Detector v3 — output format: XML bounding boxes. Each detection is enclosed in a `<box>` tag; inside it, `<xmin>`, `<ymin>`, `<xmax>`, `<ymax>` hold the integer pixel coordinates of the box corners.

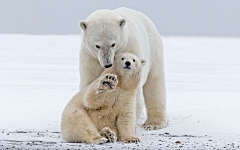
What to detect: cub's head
<box><xmin>114</xmin><ymin>53</ymin><xmax>146</xmax><ymax>76</ymax></box>
<box><xmin>80</xmin><ymin>10</ymin><xmax>128</xmax><ymax>69</ymax></box>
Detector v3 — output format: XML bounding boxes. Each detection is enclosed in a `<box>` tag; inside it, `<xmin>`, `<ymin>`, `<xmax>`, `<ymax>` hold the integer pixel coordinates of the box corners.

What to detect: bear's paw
<box><xmin>100</xmin><ymin>127</ymin><xmax>117</xmax><ymax>142</ymax></box>
<box><xmin>142</xmin><ymin>119</ymin><xmax>168</xmax><ymax>130</ymax></box>
<box><xmin>121</xmin><ymin>135</ymin><xmax>140</xmax><ymax>143</ymax></box>
<box><xmin>97</xmin><ymin>74</ymin><xmax>118</xmax><ymax>93</ymax></box>
<box><xmin>90</xmin><ymin>136</ymin><xmax>108</xmax><ymax>144</ymax></box>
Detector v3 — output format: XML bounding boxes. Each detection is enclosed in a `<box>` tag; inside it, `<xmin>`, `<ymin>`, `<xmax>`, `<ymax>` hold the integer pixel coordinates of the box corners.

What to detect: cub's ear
<box><xmin>118</xmin><ymin>18</ymin><xmax>126</xmax><ymax>28</ymax></box>
<box><xmin>141</xmin><ymin>59</ymin><xmax>146</xmax><ymax>66</ymax></box>
<box><xmin>80</xmin><ymin>21</ymin><xmax>88</xmax><ymax>30</ymax></box>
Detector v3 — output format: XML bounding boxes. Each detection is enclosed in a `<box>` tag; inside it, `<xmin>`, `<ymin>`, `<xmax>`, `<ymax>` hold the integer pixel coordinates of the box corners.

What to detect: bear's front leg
<box><xmin>83</xmin><ymin>73</ymin><xmax>118</xmax><ymax>109</ymax></box>
<box><xmin>117</xmin><ymin>117</ymin><xmax>140</xmax><ymax>143</ymax></box>
<box><xmin>142</xmin><ymin>69</ymin><xmax>168</xmax><ymax>130</ymax></box>
<box><xmin>117</xmin><ymin>107</ymin><xmax>140</xmax><ymax>143</ymax></box>
<box><xmin>96</xmin><ymin>73</ymin><xmax>118</xmax><ymax>94</ymax></box>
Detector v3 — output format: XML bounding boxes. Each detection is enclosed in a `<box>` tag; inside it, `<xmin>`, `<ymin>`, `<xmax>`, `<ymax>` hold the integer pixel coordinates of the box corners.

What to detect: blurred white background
<box><xmin>0</xmin><ymin>0</ymin><xmax>240</xmax><ymax>36</ymax></box>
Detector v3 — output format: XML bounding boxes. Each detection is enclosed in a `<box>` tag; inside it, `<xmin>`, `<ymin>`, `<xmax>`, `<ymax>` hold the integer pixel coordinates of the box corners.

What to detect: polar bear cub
<box><xmin>61</xmin><ymin>53</ymin><xmax>146</xmax><ymax>144</ymax></box>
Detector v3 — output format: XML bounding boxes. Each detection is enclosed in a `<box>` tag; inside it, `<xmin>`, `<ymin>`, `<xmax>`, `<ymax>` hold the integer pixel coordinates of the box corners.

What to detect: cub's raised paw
<box><xmin>90</xmin><ymin>136</ymin><xmax>108</xmax><ymax>144</ymax></box>
<box><xmin>97</xmin><ymin>73</ymin><xmax>118</xmax><ymax>93</ymax></box>
<box><xmin>100</xmin><ymin>127</ymin><xmax>117</xmax><ymax>143</ymax></box>
<box><xmin>121</xmin><ymin>135</ymin><xmax>140</xmax><ymax>143</ymax></box>
<box><xmin>142</xmin><ymin>119</ymin><xmax>168</xmax><ymax>130</ymax></box>
<box><xmin>101</xmin><ymin>73</ymin><xmax>118</xmax><ymax>89</ymax></box>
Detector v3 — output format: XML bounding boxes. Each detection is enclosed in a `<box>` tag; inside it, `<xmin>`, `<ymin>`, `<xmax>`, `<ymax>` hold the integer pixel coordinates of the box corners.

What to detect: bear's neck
<box><xmin>102</xmin><ymin>67</ymin><xmax>140</xmax><ymax>91</ymax></box>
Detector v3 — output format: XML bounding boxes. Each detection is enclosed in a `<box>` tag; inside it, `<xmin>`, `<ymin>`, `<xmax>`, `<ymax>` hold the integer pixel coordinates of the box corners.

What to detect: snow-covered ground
<box><xmin>0</xmin><ymin>34</ymin><xmax>240</xmax><ymax>149</ymax></box>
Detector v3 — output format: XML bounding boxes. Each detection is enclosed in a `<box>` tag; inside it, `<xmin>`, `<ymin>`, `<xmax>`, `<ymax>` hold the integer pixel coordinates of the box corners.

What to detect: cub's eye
<box><xmin>122</xmin><ymin>58</ymin><xmax>124</xmax><ymax>60</ymax></box>
<box><xmin>95</xmin><ymin>45</ymin><xmax>101</xmax><ymax>49</ymax></box>
<box><xmin>111</xmin><ymin>43</ymin><xmax>115</xmax><ymax>47</ymax></box>
<box><xmin>133</xmin><ymin>59</ymin><xmax>135</xmax><ymax>62</ymax></box>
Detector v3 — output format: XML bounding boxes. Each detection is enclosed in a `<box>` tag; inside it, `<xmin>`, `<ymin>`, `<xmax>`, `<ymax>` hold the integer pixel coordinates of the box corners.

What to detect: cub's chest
<box><xmin>86</xmin><ymin>105</ymin><xmax>117</xmax><ymax>125</ymax></box>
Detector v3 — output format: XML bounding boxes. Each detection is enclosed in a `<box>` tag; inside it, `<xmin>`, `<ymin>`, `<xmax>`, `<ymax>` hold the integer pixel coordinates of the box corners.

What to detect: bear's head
<box><xmin>80</xmin><ymin>10</ymin><xmax>128</xmax><ymax>69</ymax></box>
<box><xmin>114</xmin><ymin>53</ymin><xmax>146</xmax><ymax>77</ymax></box>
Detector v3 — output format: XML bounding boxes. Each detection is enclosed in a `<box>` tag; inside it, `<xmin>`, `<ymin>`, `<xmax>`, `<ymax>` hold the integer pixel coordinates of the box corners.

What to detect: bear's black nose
<box><xmin>125</xmin><ymin>61</ymin><xmax>131</xmax><ymax>66</ymax></box>
<box><xmin>104</xmin><ymin>64</ymin><xmax>112</xmax><ymax>68</ymax></box>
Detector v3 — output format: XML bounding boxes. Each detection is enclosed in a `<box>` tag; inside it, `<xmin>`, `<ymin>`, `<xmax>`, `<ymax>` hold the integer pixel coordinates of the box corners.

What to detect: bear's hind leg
<box><xmin>61</xmin><ymin>108</ymin><xmax>107</xmax><ymax>144</ymax></box>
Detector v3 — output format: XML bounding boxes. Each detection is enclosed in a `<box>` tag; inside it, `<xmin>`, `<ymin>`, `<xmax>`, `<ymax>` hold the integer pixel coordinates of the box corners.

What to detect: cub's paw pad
<box><xmin>100</xmin><ymin>127</ymin><xmax>117</xmax><ymax>143</ymax></box>
<box><xmin>101</xmin><ymin>73</ymin><xmax>118</xmax><ymax>89</ymax></box>
<box><xmin>122</xmin><ymin>136</ymin><xmax>140</xmax><ymax>143</ymax></box>
<box><xmin>91</xmin><ymin>137</ymin><xmax>108</xmax><ymax>144</ymax></box>
<box><xmin>142</xmin><ymin>120</ymin><xmax>168</xmax><ymax>130</ymax></box>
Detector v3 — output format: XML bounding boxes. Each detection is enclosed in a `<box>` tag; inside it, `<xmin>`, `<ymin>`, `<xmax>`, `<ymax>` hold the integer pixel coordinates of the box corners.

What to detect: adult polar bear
<box><xmin>79</xmin><ymin>7</ymin><xmax>167</xmax><ymax>130</ymax></box>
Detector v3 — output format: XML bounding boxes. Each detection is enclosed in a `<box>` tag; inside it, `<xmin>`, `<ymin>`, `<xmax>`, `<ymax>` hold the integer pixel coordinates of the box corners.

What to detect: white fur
<box><xmin>79</xmin><ymin>7</ymin><xmax>168</xmax><ymax>130</ymax></box>
<box><xmin>61</xmin><ymin>53</ymin><xmax>144</xmax><ymax>143</ymax></box>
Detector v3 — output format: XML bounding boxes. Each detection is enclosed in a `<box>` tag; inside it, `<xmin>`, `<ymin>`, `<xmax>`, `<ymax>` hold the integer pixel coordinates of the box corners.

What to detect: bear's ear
<box><xmin>80</xmin><ymin>21</ymin><xmax>88</xmax><ymax>30</ymax></box>
<box><xmin>141</xmin><ymin>59</ymin><xmax>146</xmax><ymax>66</ymax></box>
<box><xmin>118</xmin><ymin>19</ymin><xmax>126</xmax><ymax>28</ymax></box>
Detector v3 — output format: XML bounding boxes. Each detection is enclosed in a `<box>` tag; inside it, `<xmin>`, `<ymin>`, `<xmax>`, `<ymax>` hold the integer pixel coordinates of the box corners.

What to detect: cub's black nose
<box><xmin>104</xmin><ymin>64</ymin><xmax>112</xmax><ymax>68</ymax></box>
<box><xmin>125</xmin><ymin>61</ymin><xmax>131</xmax><ymax>66</ymax></box>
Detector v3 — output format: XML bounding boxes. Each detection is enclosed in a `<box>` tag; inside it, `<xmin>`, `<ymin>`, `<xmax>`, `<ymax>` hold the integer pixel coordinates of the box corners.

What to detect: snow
<box><xmin>0</xmin><ymin>34</ymin><xmax>240</xmax><ymax>149</ymax></box>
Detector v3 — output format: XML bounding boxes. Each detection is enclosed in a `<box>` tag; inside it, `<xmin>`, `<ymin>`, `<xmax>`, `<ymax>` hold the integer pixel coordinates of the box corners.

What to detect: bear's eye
<box><xmin>122</xmin><ymin>58</ymin><xmax>124</xmax><ymax>60</ymax></box>
<box><xmin>111</xmin><ymin>43</ymin><xmax>115</xmax><ymax>48</ymax></box>
<box><xmin>95</xmin><ymin>45</ymin><xmax>101</xmax><ymax>49</ymax></box>
<box><xmin>133</xmin><ymin>59</ymin><xmax>135</xmax><ymax>62</ymax></box>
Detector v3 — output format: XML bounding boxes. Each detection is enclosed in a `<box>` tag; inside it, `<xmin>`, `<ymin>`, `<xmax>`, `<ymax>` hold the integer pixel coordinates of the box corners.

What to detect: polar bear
<box><xmin>61</xmin><ymin>53</ymin><xmax>145</xmax><ymax>144</ymax></box>
<box><xmin>79</xmin><ymin>7</ymin><xmax>167</xmax><ymax>130</ymax></box>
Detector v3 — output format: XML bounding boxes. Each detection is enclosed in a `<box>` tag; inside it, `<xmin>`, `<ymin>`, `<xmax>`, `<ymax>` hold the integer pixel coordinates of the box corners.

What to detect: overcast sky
<box><xmin>0</xmin><ymin>0</ymin><xmax>239</xmax><ymax>36</ymax></box>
